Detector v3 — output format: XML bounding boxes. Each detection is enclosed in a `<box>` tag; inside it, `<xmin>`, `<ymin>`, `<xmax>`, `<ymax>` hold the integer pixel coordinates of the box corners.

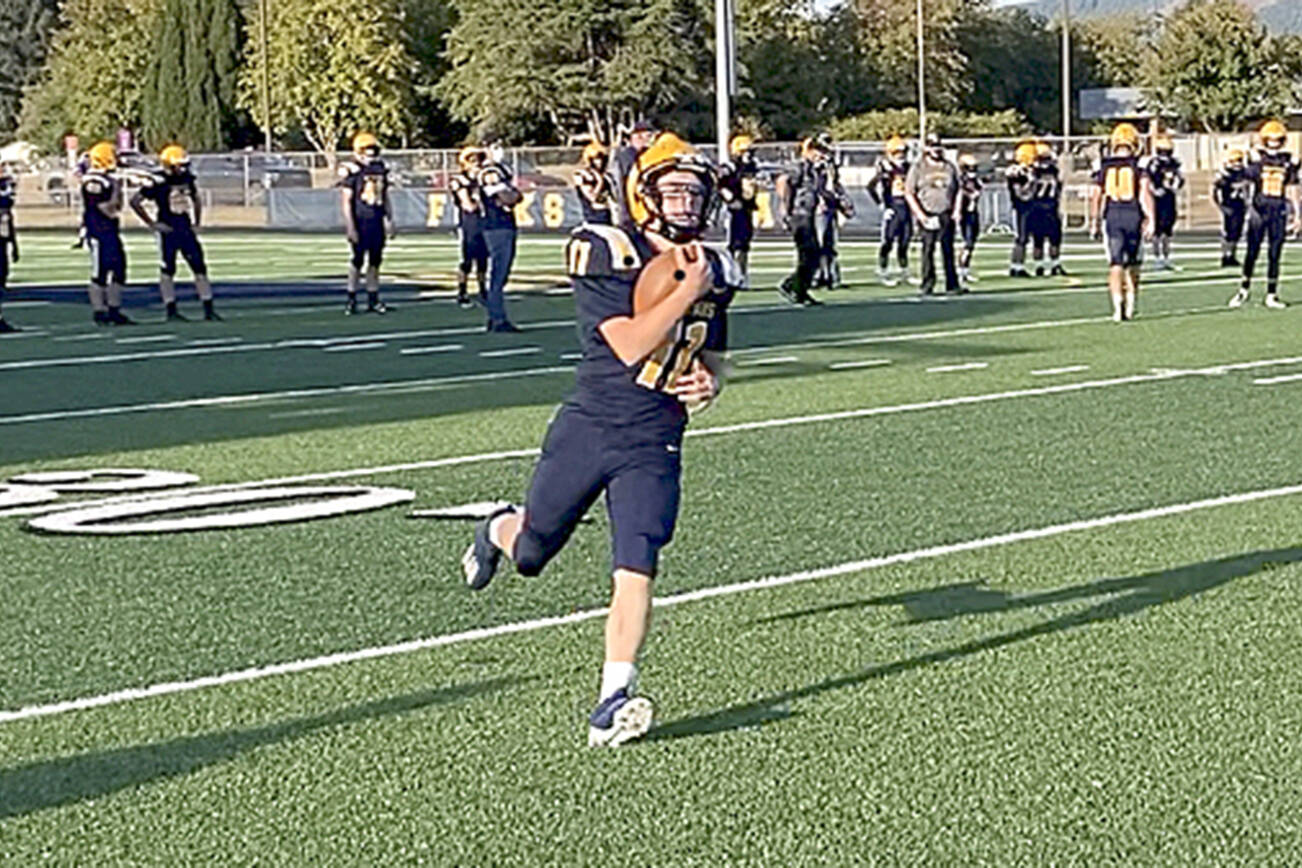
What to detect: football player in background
<box><xmin>956</xmin><ymin>153</ymin><xmax>982</xmax><ymax>287</ymax></box>
<box><xmin>81</xmin><ymin>141</ymin><xmax>133</xmax><ymax>325</ymax></box>
<box><xmin>612</xmin><ymin>120</ymin><xmax>658</xmax><ymax>229</ymax></box>
<box><xmin>1088</xmin><ymin>123</ymin><xmax>1155</xmax><ymax>322</ymax></box>
<box><xmin>778</xmin><ymin>136</ymin><xmax>831</xmax><ymax>306</ymax></box>
<box><xmin>815</xmin><ymin>134</ymin><xmax>854</xmax><ymax>290</ymax></box>
<box><xmin>1212</xmin><ymin>149</ymin><xmax>1248</xmax><ymax>267</ymax></box>
<box><xmin>451</xmin><ymin>146</ymin><xmax>487</xmax><ymax>308</ymax></box>
<box><xmin>1006</xmin><ymin>140</ymin><xmax>1037</xmax><ymax>277</ymax></box>
<box><xmin>574</xmin><ymin>141</ymin><xmax>615</xmax><ymax>226</ymax></box>
<box><xmin>1229</xmin><ymin>120</ymin><xmax>1299</xmax><ymax>310</ymax></box>
<box><xmin>867</xmin><ymin>135</ymin><xmax>912</xmax><ymax>286</ymax></box>
<box><xmin>338</xmin><ymin>132</ymin><xmax>393</xmax><ymax>315</ymax></box>
<box><xmin>130</xmin><ymin>145</ymin><xmax>220</xmax><ymax>321</ymax></box>
<box><xmin>477</xmin><ymin>141</ymin><xmax>523</xmax><ymax>332</ymax></box>
<box><xmin>1143</xmin><ymin>134</ymin><xmax>1184</xmax><ymax>270</ymax></box>
<box><xmin>718</xmin><ymin>134</ymin><xmax>760</xmax><ymax>281</ymax></box>
<box><xmin>1028</xmin><ymin>142</ymin><xmax>1066</xmax><ymax>277</ymax></box>
<box><xmin>0</xmin><ymin>163</ymin><xmax>20</xmax><ymax>332</ymax></box>
<box><xmin>459</xmin><ymin>133</ymin><xmax>740</xmax><ymax>747</ymax></box>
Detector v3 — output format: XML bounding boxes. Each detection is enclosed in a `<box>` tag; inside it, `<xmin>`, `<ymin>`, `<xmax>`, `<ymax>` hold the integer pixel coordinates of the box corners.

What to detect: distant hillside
<box><xmin>1018</xmin><ymin>0</ymin><xmax>1302</xmax><ymax>32</ymax></box>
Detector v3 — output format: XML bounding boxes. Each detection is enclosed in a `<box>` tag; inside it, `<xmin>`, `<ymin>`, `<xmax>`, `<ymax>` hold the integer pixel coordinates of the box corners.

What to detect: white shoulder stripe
<box><xmin>580</xmin><ymin>224</ymin><xmax>642</xmax><ymax>270</ymax></box>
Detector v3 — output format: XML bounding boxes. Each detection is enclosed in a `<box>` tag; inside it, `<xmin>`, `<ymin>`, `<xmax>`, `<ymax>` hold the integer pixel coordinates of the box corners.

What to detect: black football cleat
<box><xmin>367</xmin><ymin>301</ymin><xmax>389</xmax><ymax>314</ymax></box>
<box><xmin>1050</xmin><ymin>265</ymin><xmax>1067</xmax><ymax>276</ymax></box>
<box><xmin>165</xmin><ymin>302</ymin><xmax>189</xmax><ymax>321</ymax></box>
<box><xmin>0</xmin><ymin>319</ymin><xmax>17</xmax><ymax>333</ymax></box>
<box><xmin>486</xmin><ymin>321</ymin><xmax>521</xmax><ymax>333</ymax></box>
<box><xmin>461</xmin><ymin>505</ymin><xmax>516</xmax><ymax>591</ymax></box>
<box><xmin>106</xmin><ymin>307</ymin><xmax>135</xmax><ymax>325</ymax></box>
<box><xmin>93</xmin><ymin>310</ymin><xmax>109</xmax><ymax>326</ymax></box>
<box><xmin>202</xmin><ymin>300</ymin><xmax>222</xmax><ymax>321</ymax></box>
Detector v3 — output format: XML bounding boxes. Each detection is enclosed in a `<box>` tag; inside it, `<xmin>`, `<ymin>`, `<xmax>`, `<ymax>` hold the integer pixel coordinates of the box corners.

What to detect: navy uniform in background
<box><xmin>1028</xmin><ymin>145</ymin><xmax>1066</xmax><ymax>276</ymax></box>
<box><xmin>575</xmin><ymin>142</ymin><xmax>616</xmax><ymax>226</ymax></box>
<box><xmin>867</xmin><ymin>136</ymin><xmax>912</xmax><ymax>286</ymax></box>
<box><xmin>1212</xmin><ymin>149</ymin><xmax>1249</xmax><ymax>267</ymax></box>
<box><xmin>477</xmin><ymin>145</ymin><xmax>523</xmax><ymax>332</ymax></box>
<box><xmin>451</xmin><ymin>147</ymin><xmax>488</xmax><ymax>308</ymax></box>
<box><xmin>81</xmin><ymin>141</ymin><xmax>133</xmax><ymax>325</ymax></box>
<box><xmin>0</xmin><ymin>166</ymin><xmax>19</xmax><ymax>332</ymax></box>
<box><xmin>1230</xmin><ymin>120</ymin><xmax>1299</xmax><ymax>310</ymax></box>
<box><xmin>1088</xmin><ymin>123</ymin><xmax>1153</xmax><ymax>322</ymax></box>
<box><xmin>779</xmin><ymin>137</ymin><xmax>832</xmax><ymax>306</ymax></box>
<box><xmin>338</xmin><ymin>131</ymin><xmax>392</xmax><ymax>315</ymax></box>
<box><xmin>815</xmin><ymin>140</ymin><xmax>854</xmax><ymax>290</ymax></box>
<box><xmin>1142</xmin><ymin>136</ymin><xmax>1184</xmax><ymax>269</ymax></box>
<box><xmin>130</xmin><ymin>145</ymin><xmax>219</xmax><ymax>321</ymax></box>
<box><xmin>1006</xmin><ymin>141</ymin><xmax>1037</xmax><ymax>277</ymax></box>
<box><xmin>956</xmin><ymin>153</ymin><xmax>982</xmax><ymax>286</ymax></box>
<box><xmin>718</xmin><ymin>134</ymin><xmax>760</xmax><ymax>281</ymax></box>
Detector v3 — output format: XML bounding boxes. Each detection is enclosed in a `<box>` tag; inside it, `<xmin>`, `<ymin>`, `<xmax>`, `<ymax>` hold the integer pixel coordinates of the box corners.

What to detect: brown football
<box><xmin>633</xmin><ymin>245</ymin><xmax>698</xmax><ymax>313</ymax></box>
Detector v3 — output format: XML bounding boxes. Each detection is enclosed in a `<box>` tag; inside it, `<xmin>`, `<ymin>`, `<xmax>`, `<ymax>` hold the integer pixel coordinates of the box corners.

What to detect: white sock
<box><xmin>600</xmin><ymin>662</ymin><xmax>637</xmax><ymax>701</ymax></box>
<box><xmin>488</xmin><ymin>509</ymin><xmax>515</xmax><ymax>550</ymax></box>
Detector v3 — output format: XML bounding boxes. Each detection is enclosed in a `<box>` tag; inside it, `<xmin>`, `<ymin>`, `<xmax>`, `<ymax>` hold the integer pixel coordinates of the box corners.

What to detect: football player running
<box><xmin>718</xmin><ymin>134</ymin><xmax>760</xmax><ymax>281</ymax></box>
<box><xmin>1212</xmin><ymin>149</ymin><xmax>1248</xmax><ymax>267</ymax></box>
<box><xmin>867</xmin><ymin>135</ymin><xmax>912</xmax><ymax>286</ymax></box>
<box><xmin>1229</xmin><ymin>120</ymin><xmax>1299</xmax><ymax>310</ymax></box>
<box><xmin>0</xmin><ymin>163</ymin><xmax>20</xmax><ymax>332</ymax></box>
<box><xmin>81</xmin><ymin>141</ymin><xmax>134</xmax><ymax>325</ymax></box>
<box><xmin>956</xmin><ymin>153</ymin><xmax>982</xmax><ymax>287</ymax></box>
<box><xmin>459</xmin><ymin>133</ymin><xmax>739</xmax><ymax>747</ymax></box>
<box><xmin>1142</xmin><ymin>134</ymin><xmax>1184</xmax><ymax>270</ymax></box>
<box><xmin>574</xmin><ymin>142</ymin><xmax>616</xmax><ymax>226</ymax></box>
<box><xmin>338</xmin><ymin>132</ymin><xmax>394</xmax><ymax>315</ymax></box>
<box><xmin>130</xmin><ymin>145</ymin><xmax>220</xmax><ymax>321</ymax></box>
<box><xmin>1088</xmin><ymin>123</ymin><xmax>1155</xmax><ymax>322</ymax></box>
<box><xmin>451</xmin><ymin>146</ymin><xmax>488</xmax><ymax>308</ymax></box>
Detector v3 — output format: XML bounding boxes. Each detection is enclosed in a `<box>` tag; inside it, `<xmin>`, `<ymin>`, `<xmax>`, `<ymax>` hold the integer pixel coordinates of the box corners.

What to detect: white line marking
<box><xmin>0</xmin><ymin>366</ymin><xmax>575</xmax><ymax>427</ymax></box>
<box><xmin>323</xmin><ymin>342</ymin><xmax>386</xmax><ymax>353</ymax></box>
<box><xmin>400</xmin><ymin>344</ymin><xmax>463</xmax><ymax>355</ymax></box>
<box><xmin>828</xmin><ymin>359</ymin><xmax>892</xmax><ymax>370</ymax></box>
<box><xmin>187</xmin><ymin>337</ymin><xmax>244</xmax><ymax>347</ymax></box>
<box><xmin>927</xmin><ymin>362</ymin><xmax>989</xmax><ymax>373</ymax></box>
<box><xmin>6</xmin><ymin>480</ymin><xmax>1301</xmax><ymax>723</ymax></box>
<box><xmin>743</xmin><ymin>356</ymin><xmax>798</xmax><ymax>366</ymax></box>
<box><xmin>52</xmin><ymin>334</ymin><xmax>111</xmax><ymax>343</ymax></box>
<box><xmin>115</xmin><ymin>334</ymin><xmax>177</xmax><ymax>345</ymax></box>
<box><xmin>1031</xmin><ymin>365</ymin><xmax>1090</xmax><ymax>376</ymax></box>
<box><xmin>479</xmin><ymin>347</ymin><xmax>541</xmax><ymax>358</ymax></box>
<box><xmin>8</xmin><ymin>352</ymin><xmax>1301</xmax><ymax>520</ymax></box>
<box><xmin>1254</xmin><ymin>373</ymin><xmax>1302</xmax><ymax>385</ymax></box>
<box><xmin>560</xmin><ymin>352</ymin><xmax>583</xmax><ymax>361</ymax></box>
<box><xmin>267</xmin><ymin>407</ymin><xmax>348</xmax><ymax>420</ymax></box>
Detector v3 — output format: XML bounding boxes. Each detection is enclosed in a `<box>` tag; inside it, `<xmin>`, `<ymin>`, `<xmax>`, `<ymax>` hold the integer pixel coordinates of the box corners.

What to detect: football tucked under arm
<box><xmin>599</xmin><ymin>243</ymin><xmax>713</xmax><ymax>365</ymax></box>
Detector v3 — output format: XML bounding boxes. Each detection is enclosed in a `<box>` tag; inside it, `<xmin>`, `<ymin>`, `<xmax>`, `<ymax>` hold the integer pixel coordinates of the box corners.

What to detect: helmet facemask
<box><xmin>640</xmin><ymin>167</ymin><xmax>715</xmax><ymax>244</ymax></box>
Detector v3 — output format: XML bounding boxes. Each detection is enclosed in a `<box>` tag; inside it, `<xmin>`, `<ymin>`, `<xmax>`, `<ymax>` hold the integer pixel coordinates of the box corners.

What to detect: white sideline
<box><xmin>4</xmin><ymin>480</ymin><xmax>1302</xmax><ymax>724</ymax></box>
<box><xmin>6</xmin><ymin>352</ymin><xmax>1302</xmax><ymax>519</ymax></box>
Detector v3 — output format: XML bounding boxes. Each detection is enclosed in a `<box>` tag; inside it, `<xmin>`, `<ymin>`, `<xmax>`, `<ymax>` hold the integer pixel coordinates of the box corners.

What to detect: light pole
<box><xmin>260</xmin><ymin>0</ymin><xmax>272</xmax><ymax>153</ymax></box>
<box><xmin>917</xmin><ymin>0</ymin><xmax>927</xmax><ymax>140</ymax></box>
<box><xmin>715</xmin><ymin>0</ymin><xmax>736</xmax><ymax>163</ymax></box>
<box><xmin>1061</xmin><ymin>0</ymin><xmax>1071</xmax><ymax>163</ymax></box>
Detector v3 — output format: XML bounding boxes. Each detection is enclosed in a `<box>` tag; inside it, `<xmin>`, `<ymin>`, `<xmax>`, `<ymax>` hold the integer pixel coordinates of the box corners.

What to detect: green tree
<box><xmin>141</xmin><ymin>0</ymin><xmax>244</xmax><ymax>150</ymax></box>
<box><xmin>238</xmin><ymin>0</ymin><xmax>416</xmax><ymax>157</ymax></box>
<box><xmin>439</xmin><ymin>0</ymin><xmax>712</xmax><ymax>144</ymax></box>
<box><xmin>0</xmin><ymin>0</ymin><xmax>59</xmax><ymax>138</ymax></box>
<box><xmin>1144</xmin><ymin>0</ymin><xmax>1292</xmax><ymax>131</ymax></box>
<box><xmin>404</xmin><ymin>0</ymin><xmax>465</xmax><ymax>146</ymax></box>
<box><xmin>19</xmin><ymin>0</ymin><xmax>162</xmax><ymax>152</ymax></box>
<box><xmin>853</xmin><ymin>0</ymin><xmax>974</xmax><ymax>113</ymax></box>
<box><xmin>957</xmin><ymin>6</ymin><xmax>1059</xmax><ymax>133</ymax></box>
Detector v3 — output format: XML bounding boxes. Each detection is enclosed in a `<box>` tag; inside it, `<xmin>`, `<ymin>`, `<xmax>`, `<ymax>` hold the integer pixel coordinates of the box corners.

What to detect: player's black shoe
<box><xmin>106</xmin><ymin>308</ymin><xmax>134</xmax><ymax>325</ymax></box>
<box><xmin>777</xmin><ymin>278</ymin><xmax>801</xmax><ymax>306</ymax></box>
<box><xmin>461</xmin><ymin>504</ymin><xmax>517</xmax><ymax>591</ymax></box>
<box><xmin>203</xmin><ymin>300</ymin><xmax>222</xmax><ymax>321</ymax></box>
<box><xmin>457</xmin><ymin>291</ymin><xmax>473</xmax><ymax>308</ymax></box>
<box><xmin>367</xmin><ymin>301</ymin><xmax>388</xmax><ymax>314</ymax></box>
<box><xmin>344</xmin><ymin>298</ymin><xmax>358</xmax><ymax>316</ymax></box>
<box><xmin>93</xmin><ymin>310</ymin><xmax>109</xmax><ymax>326</ymax></box>
<box><xmin>0</xmin><ymin>319</ymin><xmax>17</xmax><ymax>333</ymax></box>
<box><xmin>165</xmin><ymin>302</ymin><xmax>189</xmax><ymax>321</ymax></box>
<box><xmin>487</xmin><ymin>321</ymin><xmax>521</xmax><ymax>333</ymax></box>
<box><xmin>1050</xmin><ymin>265</ymin><xmax>1067</xmax><ymax>276</ymax></box>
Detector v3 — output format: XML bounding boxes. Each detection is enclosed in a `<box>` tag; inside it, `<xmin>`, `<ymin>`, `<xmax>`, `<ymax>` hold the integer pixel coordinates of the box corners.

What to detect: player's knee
<box><xmin>512</xmin><ymin>528</ymin><xmax>558</xmax><ymax>577</ymax></box>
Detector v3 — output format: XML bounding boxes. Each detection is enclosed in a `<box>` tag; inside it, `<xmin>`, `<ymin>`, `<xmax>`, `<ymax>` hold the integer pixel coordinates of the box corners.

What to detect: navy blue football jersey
<box><xmin>81</xmin><ymin>170</ymin><xmax>122</xmax><ymax>236</ymax></box>
<box><xmin>958</xmin><ymin>172</ymin><xmax>982</xmax><ymax>215</ymax></box>
<box><xmin>1245</xmin><ymin>151</ymin><xmax>1298</xmax><ymax>213</ymax></box>
<box><xmin>139</xmin><ymin>169</ymin><xmax>198</xmax><ymax>227</ymax></box>
<box><xmin>0</xmin><ymin>173</ymin><xmax>14</xmax><ymax>211</ymax></box>
<box><xmin>1144</xmin><ymin>154</ymin><xmax>1183</xmax><ymax>198</ymax></box>
<box><xmin>1031</xmin><ymin>163</ymin><xmax>1061</xmax><ymax>207</ymax></box>
<box><xmin>564</xmin><ymin>224</ymin><xmax>737</xmax><ymax>438</ymax></box>
<box><xmin>869</xmin><ymin>159</ymin><xmax>910</xmax><ymax>208</ymax></box>
<box><xmin>1213</xmin><ymin>165</ymin><xmax>1249</xmax><ymax>205</ymax></box>
<box><xmin>338</xmin><ymin>159</ymin><xmax>390</xmax><ymax>223</ymax></box>
<box><xmin>449</xmin><ymin>171</ymin><xmax>481</xmax><ymax>226</ymax></box>
<box><xmin>478</xmin><ymin>162</ymin><xmax>518</xmax><ymax>231</ymax></box>
<box><xmin>1092</xmin><ymin>155</ymin><xmax>1143</xmax><ymax>218</ymax></box>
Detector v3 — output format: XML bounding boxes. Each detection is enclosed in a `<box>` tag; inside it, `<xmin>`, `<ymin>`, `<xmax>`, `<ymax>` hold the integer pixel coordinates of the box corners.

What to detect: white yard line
<box><xmin>828</xmin><ymin>359</ymin><xmax>891</xmax><ymax>370</ymax></box>
<box><xmin>1254</xmin><ymin>372</ymin><xmax>1302</xmax><ymax>386</ymax></box>
<box><xmin>742</xmin><ymin>356</ymin><xmax>799</xmax><ymax>366</ymax></box>
<box><xmin>322</xmin><ymin>342</ymin><xmax>386</xmax><ymax>353</ymax></box>
<box><xmin>400</xmin><ymin>344</ymin><xmax>464</xmax><ymax>355</ymax></box>
<box><xmin>1032</xmin><ymin>365</ymin><xmax>1090</xmax><ymax>376</ymax></box>
<box><xmin>7</xmin><ymin>352</ymin><xmax>1302</xmax><ymax>520</ymax></box>
<box><xmin>4</xmin><ymin>479</ymin><xmax>1301</xmax><ymax>724</ymax></box>
<box><xmin>479</xmin><ymin>347</ymin><xmax>541</xmax><ymax>358</ymax></box>
<box><xmin>115</xmin><ymin>335</ymin><xmax>177</xmax><ymax>345</ymax></box>
<box><xmin>927</xmin><ymin>362</ymin><xmax>989</xmax><ymax>373</ymax></box>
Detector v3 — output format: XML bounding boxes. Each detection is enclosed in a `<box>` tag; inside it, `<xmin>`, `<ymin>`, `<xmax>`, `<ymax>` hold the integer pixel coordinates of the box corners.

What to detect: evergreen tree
<box><xmin>0</xmin><ymin>0</ymin><xmax>60</xmax><ymax>137</ymax></box>
<box><xmin>141</xmin><ymin>0</ymin><xmax>243</xmax><ymax>150</ymax></box>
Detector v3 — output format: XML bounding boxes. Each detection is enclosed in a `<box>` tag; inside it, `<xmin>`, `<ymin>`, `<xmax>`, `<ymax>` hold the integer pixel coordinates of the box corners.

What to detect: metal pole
<box><xmin>260</xmin><ymin>0</ymin><xmax>272</xmax><ymax>153</ymax></box>
<box><xmin>1061</xmin><ymin>0</ymin><xmax>1071</xmax><ymax>161</ymax></box>
<box><xmin>715</xmin><ymin>0</ymin><xmax>734</xmax><ymax>163</ymax></box>
<box><xmin>916</xmin><ymin>0</ymin><xmax>926</xmax><ymax>140</ymax></box>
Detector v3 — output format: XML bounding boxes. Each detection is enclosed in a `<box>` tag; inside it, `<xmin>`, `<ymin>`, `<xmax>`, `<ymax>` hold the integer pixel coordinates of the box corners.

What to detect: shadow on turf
<box><xmin>648</xmin><ymin>546</ymin><xmax>1302</xmax><ymax>742</ymax></box>
<box><xmin>0</xmin><ymin>676</ymin><xmax>528</xmax><ymax>819</ymax></box>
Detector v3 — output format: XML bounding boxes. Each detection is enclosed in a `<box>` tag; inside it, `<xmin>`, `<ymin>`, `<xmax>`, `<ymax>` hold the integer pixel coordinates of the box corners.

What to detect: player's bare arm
<box><xmin>598</xmin><ymin>243</ymin><xmax>712</xmax><ymax>365</ymax></box>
